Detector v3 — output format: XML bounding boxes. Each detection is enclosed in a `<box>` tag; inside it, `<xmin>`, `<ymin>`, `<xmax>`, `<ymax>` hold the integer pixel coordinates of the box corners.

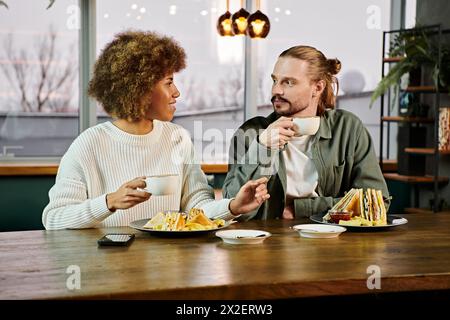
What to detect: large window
<box><xmin>0</xmin><ymin>0</ymin><xmax>406</xmax><ymax>162</ymax></box>
<box><xmin>0</xmin><ymin>0</ymin><xmax>79</xmax><ymax>158</ymax></box>
<box><xmin>96</xmin><ymin>0</ymin><xmax>246</xmax><ymax>163</ymax></box>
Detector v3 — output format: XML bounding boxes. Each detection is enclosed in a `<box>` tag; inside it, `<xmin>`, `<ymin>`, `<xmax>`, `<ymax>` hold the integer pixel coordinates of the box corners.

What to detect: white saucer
<box><xmin>215</xmin><ymin>229</ymin><xmax>271</xmax><ymax>245</ymax></box>
<box><xmin>292</xmin><ymin>224</ymin><xmax>346</xmax><ymax>239</ymax></box>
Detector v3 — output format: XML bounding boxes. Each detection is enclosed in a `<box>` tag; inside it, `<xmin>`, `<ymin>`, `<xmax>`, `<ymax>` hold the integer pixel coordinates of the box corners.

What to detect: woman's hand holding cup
<box><xmin>106</xmin><ymin>176</ymin><xmax>151</xmax><ymax>212</ymax></box>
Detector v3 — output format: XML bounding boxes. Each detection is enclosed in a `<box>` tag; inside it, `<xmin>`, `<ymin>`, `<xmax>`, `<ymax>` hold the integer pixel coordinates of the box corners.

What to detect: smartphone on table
<box><xmin>97</xmin><ymin>233</ymin><xmax>135</xmax><ymax>246</ymax></box>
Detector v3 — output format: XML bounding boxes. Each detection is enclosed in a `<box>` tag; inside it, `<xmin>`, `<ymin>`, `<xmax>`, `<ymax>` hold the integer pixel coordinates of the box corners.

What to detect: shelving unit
<box><xmin>379</xmin><ymin>24</ymin><xmax>450</xmax><ymax>212</ymax></box>
<box><xmin>403</xmin><ymin>86</ymin><xmax>440</xmax><ymax>93</ymax></box>
<box><xmin>383</xmin><ymin>173</ymin><xmax>449</xmax><ymax>184</ymax></box>
<box><xmin>383</xmin><ymin>56</ymin><xmax>404</xmax><ymax>63</ymax></box>
<box><xmin>404</xmin><ymin>208</ymin><xmax>450</xmax><ymax>214</ymax></box>
<box><xmin>381</xmin><ymin>116</ymin><xmax>434</xmax><ymax>123</ymax></box>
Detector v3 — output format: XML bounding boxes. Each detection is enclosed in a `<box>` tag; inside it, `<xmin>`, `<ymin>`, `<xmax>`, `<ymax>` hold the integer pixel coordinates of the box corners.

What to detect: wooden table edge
<box><xmin>25</xmin><ymin>274</ymin><xmax>450</xmax><ymax>300</ymax></box>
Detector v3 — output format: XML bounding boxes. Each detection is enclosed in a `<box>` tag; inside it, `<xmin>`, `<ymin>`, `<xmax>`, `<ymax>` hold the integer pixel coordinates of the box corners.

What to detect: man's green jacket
<box><xmin>223</xmin><ymin>109</ymin><xmax>390</xmax><ymax>220</ymax></box>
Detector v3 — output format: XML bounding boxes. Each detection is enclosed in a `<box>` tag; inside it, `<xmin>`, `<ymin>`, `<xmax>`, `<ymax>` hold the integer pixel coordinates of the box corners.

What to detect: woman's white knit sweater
<box><xmin>42</xmin><ymin>120</ymin><xmax>235</xmax><ymax>230</ymax></box>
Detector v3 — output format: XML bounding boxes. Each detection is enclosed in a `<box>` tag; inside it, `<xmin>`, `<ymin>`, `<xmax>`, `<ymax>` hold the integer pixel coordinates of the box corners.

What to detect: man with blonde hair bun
<box><xmin>223</xmin><ymin>45</ymin><xmax>389</xmax><ymax>220</ymax></box>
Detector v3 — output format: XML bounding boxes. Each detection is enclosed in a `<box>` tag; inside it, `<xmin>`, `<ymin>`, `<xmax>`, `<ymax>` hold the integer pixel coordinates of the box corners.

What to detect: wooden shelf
<box><xmin>383</xmin><ymin>173</ymin><xmax>449</xmax><ymax>184</ymax></box>
<box><xmin>404</xmin><ymin>208</ymin><xmax>450</xmax><ymax>214</ymax></box>
<box><xmin>383</xmin><ymin>56</ymin><xmax>404</xmax><ymax>63</ymax></box>
<box><xmin>404</xmin><ymin>148</ymin><xmax>450</xmax><ymax>155</ymax></box>
<box><xmin>381</xmin><ymin>116</ymin><xmax>434</xmax><ymax>123</ymax></box>
<box><xmin>403</xmin><ymin>86</ymin><xmax>449</xmax><ymax>93</ymax></box>
<box><xmin>381</xmin><ymin>159</ymin><xmax>398</xmax><ymax>172</ymax></box>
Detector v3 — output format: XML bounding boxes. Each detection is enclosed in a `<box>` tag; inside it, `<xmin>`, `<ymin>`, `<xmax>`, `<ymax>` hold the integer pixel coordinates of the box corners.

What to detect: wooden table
<box><xmin>1</xmin><ymin>213</ymin><xmax>450</xmax><ymax>300</ymax></box>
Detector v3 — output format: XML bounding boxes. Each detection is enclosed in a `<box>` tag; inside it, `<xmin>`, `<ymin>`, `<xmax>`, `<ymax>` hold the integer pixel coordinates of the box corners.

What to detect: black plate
<box><xmin>309</xmin><ymin>213</ymin><xmax>408</xmax><ymax>231</ymax></box>
<box><xmin>129</xmin><ymin>219</ymin><xmax>232</xmax><ymax>237</ymax></box>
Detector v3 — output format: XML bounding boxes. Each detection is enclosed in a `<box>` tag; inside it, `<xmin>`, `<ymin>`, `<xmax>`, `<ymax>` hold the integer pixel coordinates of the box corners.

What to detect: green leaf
<box><xmin>47</xmin><ymin>0</ymin><xmax>55</xmax><ymax>9</ymax></box>
<box><xmin>370</xmin><ymin>60</ymin><xmax>413</xmax><ymax>108</ymax></box>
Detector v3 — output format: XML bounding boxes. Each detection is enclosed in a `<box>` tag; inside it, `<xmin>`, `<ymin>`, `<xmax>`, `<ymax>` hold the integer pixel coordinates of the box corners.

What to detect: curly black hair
<box><xmin>88</xmin><ymin>30</ymin><xmax>186</xmax><ymax>120</ymax></box>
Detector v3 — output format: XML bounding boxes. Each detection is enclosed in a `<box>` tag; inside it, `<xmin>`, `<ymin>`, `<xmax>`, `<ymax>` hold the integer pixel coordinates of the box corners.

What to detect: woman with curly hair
<box><xmin>42</xmin><ymin>31</ymin><xmax>269</xmax><ymax>230</ymax></box>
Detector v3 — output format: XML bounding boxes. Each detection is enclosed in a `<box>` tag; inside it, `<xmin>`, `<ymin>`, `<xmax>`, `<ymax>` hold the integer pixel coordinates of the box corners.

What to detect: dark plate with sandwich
<box><xmin>130</xmin><ymin>209</ymin><xmax>232</xmax><ymax>237</ymax></box>
<box><xmin>310</xmin><ymin>188</ymin><xmax>408</xmax><ymax>231</ymax></box>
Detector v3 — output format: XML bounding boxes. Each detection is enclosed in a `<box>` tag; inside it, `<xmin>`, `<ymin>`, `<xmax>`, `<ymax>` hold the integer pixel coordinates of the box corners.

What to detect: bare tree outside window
<box><xmin>0</xmin><ymin>27</ymin><xmax>77</xmax><ymax>113</ymax></box>
<box><xmin>0</xmin><ymin>0</ymin><xmax>55</xmax><ymax>10</ymax></box>
<box><xmin>217</xmin><ymin>66</ymin><xmax>244</xmax><ymax>109</ymax></box>
<box><xmin>0</xmin><ymin>1</ymin><xmax>80</xmax><ymax>158</ymax></box>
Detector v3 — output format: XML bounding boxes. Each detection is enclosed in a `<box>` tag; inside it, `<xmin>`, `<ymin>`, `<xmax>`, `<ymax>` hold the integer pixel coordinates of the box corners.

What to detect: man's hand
<box><xmin>258</xmin><ymin>116</ymin><xmax>295</xmax><ymax>149</ymax></box>
<box><xmin>229</xmin><ymin>177</ymin><xmax>270</xmax><ymax>215</ymax></box>
<box><xmin>282</xmin><ymin>204</ymin><xmax>295</xmax><ymax>220</ymax></box>
<box><xmin>106</xmin><ymin>176</ymin><xmax>151</xmax><ymax>212</ymax></box>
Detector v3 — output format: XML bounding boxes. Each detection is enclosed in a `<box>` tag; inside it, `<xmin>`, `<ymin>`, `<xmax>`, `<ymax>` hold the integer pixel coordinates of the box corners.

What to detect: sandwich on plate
<box><xmin>323</xmin><ymin>188</ymin><xmax>387</xmax><ymax>226</ymax></box>
<box><xmin>143</xmin><ymin>208</ymin><xmax>225</xmax><ymax>231</ymax></box>
<box><xmin>143</xmin><ymin>211</ymin><xmax>185</xmax><ymax>231</ymax></box>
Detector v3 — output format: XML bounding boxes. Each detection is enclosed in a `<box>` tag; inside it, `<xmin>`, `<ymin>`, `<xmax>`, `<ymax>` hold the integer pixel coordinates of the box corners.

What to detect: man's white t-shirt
<box><xmin>282</xmin><ymin>135</ymin><xmax>319</xmax><ymax>206</ymax></box>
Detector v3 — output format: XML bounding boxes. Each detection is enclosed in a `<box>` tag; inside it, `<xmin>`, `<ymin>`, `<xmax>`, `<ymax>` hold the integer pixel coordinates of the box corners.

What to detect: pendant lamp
<box><xmin>231</xmin><ymin>0</ymin><xmax>250</xmax><ymax>36</ymax></box>
<box><xmin>247</xmin><ymin>0</ymin><xmax>270</xmax><ymax>38</ymax></box>
<box><xmin>217</xmin><ymin>0</ymin><xmax>234</xmax><ymax>37</ymax></box>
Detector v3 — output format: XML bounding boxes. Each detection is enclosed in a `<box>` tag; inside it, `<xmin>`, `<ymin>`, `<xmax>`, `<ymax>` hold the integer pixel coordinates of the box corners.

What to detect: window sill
<box><xmin>0</xmin><ymin>163</ymin><xmax>59</xmax><ymax>176</ymax></box>
<box><xmin>0</xmin><ymin>163</ymin><xmax>229</xmax><ymax>176</ymax></box>
<box><xmin>0</xmin><ymin>161</ymin><xmax>395</xmax><ymax>176</ymax></box>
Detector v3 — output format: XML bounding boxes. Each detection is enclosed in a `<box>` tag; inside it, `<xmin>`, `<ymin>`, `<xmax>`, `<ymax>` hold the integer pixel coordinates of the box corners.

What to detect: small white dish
<box><xmin>392</xmin><ymin>217</ymin><xmax>408</xmax><ymax>225</ymax></box>
<box><xmin>215</xmin><ymin>229</ymin><xmax>271</xmax><ymax>245</ymax></box>
<box><xmin>292</xmin><ymin>224</ymin><xmax>346</xmax><ymax>239</ymax></box>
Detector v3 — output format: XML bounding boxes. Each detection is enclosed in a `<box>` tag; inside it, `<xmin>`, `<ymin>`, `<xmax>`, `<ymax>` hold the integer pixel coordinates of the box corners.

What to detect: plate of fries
<box><xmin>129</xmin><ymin>208</ymin><xmax>231</xmax><ymax>236</ymax></box>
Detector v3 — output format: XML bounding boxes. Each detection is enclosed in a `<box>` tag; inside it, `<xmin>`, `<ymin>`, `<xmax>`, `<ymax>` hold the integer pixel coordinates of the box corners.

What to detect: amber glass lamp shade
<box><xmin>247</xmin><ymin>10</ymin><xmax>270</xmax><ymax>38</ymax></box>
<box><xmin>217</xmin><ymin>11</ymin><xmax>234</xmax><ymax>36</ymax></box>
<box><xmin>231</xmin><ymin>8</ymin><xmax>250</xmax><ymax>36</ymax></box>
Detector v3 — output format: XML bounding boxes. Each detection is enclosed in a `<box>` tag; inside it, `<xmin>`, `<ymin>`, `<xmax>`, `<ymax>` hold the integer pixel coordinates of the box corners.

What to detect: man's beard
<box><xmin>271</xmin><ymin>96</ymin><xmax>301</xmax><ymax>116</ymax></box>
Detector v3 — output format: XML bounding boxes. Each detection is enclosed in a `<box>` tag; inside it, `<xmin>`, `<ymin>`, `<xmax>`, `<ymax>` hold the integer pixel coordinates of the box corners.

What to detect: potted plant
<box><xmin>370</xmin><ymin>28</ymin><xmax>431</xmax><ymax>108</ymax></box>
<box><xmin>370</xmin><ymin>26</ymin><xmax>450</xmax><ymax>111</ymax></box>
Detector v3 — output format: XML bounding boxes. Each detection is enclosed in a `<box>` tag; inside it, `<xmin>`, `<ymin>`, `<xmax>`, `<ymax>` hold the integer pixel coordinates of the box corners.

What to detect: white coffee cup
<box><xmin>144</xmin><ymin>174</ymin><xmax>179</xmax><ymax>196</ymax></box>
<box><xmin>292</xmin><ymin>116</ymin><xmax>320</xmax><ymax>136</ymax></box>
